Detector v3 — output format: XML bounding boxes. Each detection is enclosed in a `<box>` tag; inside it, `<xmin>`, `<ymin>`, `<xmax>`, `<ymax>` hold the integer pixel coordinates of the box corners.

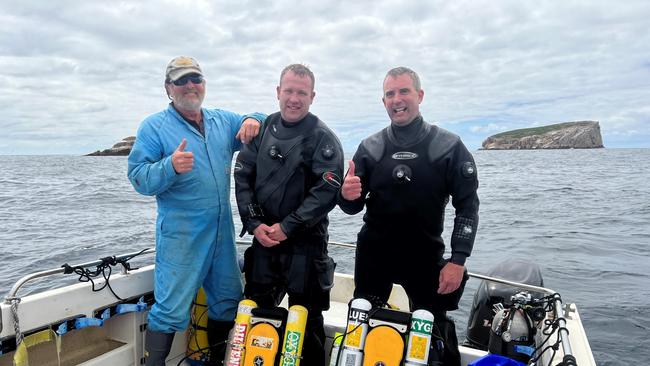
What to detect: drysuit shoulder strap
<box><xmin>360</xmin><ymin>128</ymin><xmax>388</xmax><ymax>163</ymax></box>
<box><xmin>258</xmin><ymin>112</ymin><xmax>281</xmax><ymax>139</ymax></box>
<box><xmin>427</xmin><ymin>125</ymin><xmax>460</xmax><ymax>163</ymax></box>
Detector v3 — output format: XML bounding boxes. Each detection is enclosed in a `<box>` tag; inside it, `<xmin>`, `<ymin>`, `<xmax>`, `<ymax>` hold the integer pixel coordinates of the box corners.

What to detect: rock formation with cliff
<box><xmin>481</xmin><ymin>121</ymin><xmax>604</xmax><ymax>150</ymax></box>
<box><xmin>86</xmin><ymin>136</ymin><xmax>135</xmax><ymax>156</ymax></box>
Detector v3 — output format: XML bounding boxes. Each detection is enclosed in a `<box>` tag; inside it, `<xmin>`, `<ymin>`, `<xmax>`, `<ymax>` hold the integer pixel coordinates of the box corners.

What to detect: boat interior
<box><xmin>0</xmin><ymin>249</ymin><xmax>595</xmax><ymax>366</ymax></box>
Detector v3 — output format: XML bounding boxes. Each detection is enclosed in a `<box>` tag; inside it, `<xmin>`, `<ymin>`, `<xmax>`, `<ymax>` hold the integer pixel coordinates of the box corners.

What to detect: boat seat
<box><xmin>0</xmin><ymin>326</ymin><xmax>125</xmax><ymax>366</ymax></box>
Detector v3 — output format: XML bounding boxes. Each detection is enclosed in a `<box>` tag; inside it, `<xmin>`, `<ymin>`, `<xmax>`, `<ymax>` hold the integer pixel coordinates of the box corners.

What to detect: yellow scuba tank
<box><xmin>224</xmin><ymin>299</ymin><xmax>258</xmax><ymax>366</ymax></box>
<box><xmin>279</xmin><ymin>305</ymin><xmax>308</xmax><ymax>366</ymax></box>
<box><xmin>187</xmin><ymin>287</ymin><xmax>210</xmax><ymax>364</ymax></box>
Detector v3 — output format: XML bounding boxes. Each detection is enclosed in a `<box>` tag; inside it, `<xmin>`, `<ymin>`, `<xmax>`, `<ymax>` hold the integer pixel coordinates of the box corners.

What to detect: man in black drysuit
<box><xmin>338</xmin><ymin>67</ymin><xmax>479</xmax><ymax>366</ymax></box>
<box><xmin>234</xmin><ymin>64</ymin><xmax>344</xmax><ymax>366</ymax></box>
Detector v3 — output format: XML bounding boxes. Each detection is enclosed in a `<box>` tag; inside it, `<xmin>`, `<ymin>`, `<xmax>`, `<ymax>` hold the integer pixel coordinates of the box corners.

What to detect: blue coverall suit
<box><xmin>128</xmin><ymin>104</ymin><xmax>264</xmax><ymax>333</ymax></box>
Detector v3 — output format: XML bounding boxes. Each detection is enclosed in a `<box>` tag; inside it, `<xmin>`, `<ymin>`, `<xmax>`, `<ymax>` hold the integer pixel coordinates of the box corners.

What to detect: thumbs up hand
<box><xmin>172</xmin><ymin>139</ymin><xmax>194</xmax><ymax>174</ymax></box>
<box><xmin>341</xmin><ymin>160</ymin><xmax>362</xmax><ymax>201</ymax></box>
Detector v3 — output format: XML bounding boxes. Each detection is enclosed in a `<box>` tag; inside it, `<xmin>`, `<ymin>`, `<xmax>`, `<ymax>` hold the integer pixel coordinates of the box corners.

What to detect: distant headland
<box><xmin>86</xmin><ymin>136</ymin><xmax>135</xmax><ymax>156</ymax></box>
<box><xmin>87</xmin><ymin>120</ymin><xmax>604</xmax><ymax>155</ymax></box>
<box><xmin>481</xmin><ymin>121</ymin><xmax>604</xmax><ymax>150</ymax></box>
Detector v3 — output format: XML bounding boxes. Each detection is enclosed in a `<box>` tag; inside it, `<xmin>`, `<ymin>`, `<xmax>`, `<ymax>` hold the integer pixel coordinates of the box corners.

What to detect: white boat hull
<box><xmin>1</xmin><ymin>263</ymin><xmax>596</xmax><ymax>366</ymax></box>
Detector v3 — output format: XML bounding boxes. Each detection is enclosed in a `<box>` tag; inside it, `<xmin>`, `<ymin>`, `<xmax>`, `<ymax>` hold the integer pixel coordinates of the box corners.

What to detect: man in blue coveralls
<box><xmin>128</xmin><ymin>56</ymin><xmax>265</xmax><ymax>366</ymax></box>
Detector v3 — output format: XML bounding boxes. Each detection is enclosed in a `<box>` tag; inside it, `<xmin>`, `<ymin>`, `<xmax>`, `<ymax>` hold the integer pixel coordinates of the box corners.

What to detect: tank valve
<box><xmin>269</xmin><ymin>145</ymin><xmax>283</xmax><ymax>160</ymax></box>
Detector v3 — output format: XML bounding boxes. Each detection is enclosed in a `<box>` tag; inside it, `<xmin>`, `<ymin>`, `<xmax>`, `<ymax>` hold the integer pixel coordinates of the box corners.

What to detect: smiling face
<box><xmin>277</xmin><ymin>71</ymin><xmax>315</xmax><ymax>123</ymax></box>
<box><xmin>382</xmin><ymin>73</ymin><xmax>424</xmax><ymax>125</ymax></box>
<box><xmin>166</xmin><ymin>74</ymin><xmax>205</xmax><ymax>113</ymax></box>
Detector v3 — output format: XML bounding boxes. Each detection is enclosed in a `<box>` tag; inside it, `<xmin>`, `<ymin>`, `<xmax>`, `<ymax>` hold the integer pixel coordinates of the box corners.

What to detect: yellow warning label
<box><xmin>251</xmin><ymin>336</ymin><xmax>274</xmax><ymax>349</ymax></box>
<box><xmin>408</xmin><ymin>335</ymin><xmax>427</xmax><ymax>361</ymax></box>
<box><xmin>346</xmin><ymin>324</ymin><xmax>362</xmax><ymax>348</ymax></box>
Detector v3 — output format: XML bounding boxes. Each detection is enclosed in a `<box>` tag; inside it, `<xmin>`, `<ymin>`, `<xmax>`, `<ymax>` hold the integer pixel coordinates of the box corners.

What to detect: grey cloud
<box><xmin>1</xmin><ymin>0</ymin><xmax>649</xmax><ymax>154</ymax></box>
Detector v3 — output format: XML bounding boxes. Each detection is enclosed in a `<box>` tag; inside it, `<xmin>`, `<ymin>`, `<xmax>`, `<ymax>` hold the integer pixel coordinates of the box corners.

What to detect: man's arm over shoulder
<box><xmin>280</xmin><ymin>127</ymin><xmax>345</xmax><ymax>236</ymax></box>
<box><xmin>127</xmin><ymin>116</ymin><xmax>178</xmax><ymax>196</ymax></box>
<box><xmin>211</xmin><ymin>109</ymin><xmax>266</xmax><ymax>150</ymax></box>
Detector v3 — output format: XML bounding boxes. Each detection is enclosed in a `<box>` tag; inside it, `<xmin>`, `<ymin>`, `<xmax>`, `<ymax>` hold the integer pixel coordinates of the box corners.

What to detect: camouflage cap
<box><xmin>165</xmin><ymin>56</ymin><xmax>203</xmax><ymax>82</ymax></box>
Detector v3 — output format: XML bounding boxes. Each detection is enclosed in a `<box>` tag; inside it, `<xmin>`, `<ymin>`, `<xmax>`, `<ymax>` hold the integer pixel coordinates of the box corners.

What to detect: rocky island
<box><xmin>86</xmin><ymin>136</ymin><xmax>135</xmax><ymax>156</ymax></box>
<box><xmin>481</xmin><ymin>121</ymin><xmax>604</xmax><ymax>150</ymax></box>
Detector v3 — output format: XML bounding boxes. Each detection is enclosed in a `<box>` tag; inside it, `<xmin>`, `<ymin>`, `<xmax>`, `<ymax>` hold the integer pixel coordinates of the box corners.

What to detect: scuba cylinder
<box><xmin>187</xmin><ymin>287</ymin><xmax>209</xmax><ymax>365</ymax></box>
<box><xmin>465</xmin><ymin>260</ymin><xmax>544</xmax><ymax>350</ymax></box>
<box><xmin>337</xmin><ymin>298</ymin><xmax>372</xmax><ymax>366</ymax></box>
<box><xmin>279</xmin><ymin>305</ymin><xmax>308</xmax><ymax>366</ymax></box>
<box><xmin>488</xmin><ymin>305</ymin><xmax>535</xmax><ymax>363</ymax></box>
<box><xmin>224</xmin><ymin>299</ymin><xmax>258</xmax><ymax>366</ymax></box>
<box><xmin>404</xmin><ymin>309</ymin><xmax>434</xmax><ymax>366</ymax></box>
<box><xmin>328</xmin><ymin>332</ymin><xmax>343</xmax><ymax>366</ymax></box>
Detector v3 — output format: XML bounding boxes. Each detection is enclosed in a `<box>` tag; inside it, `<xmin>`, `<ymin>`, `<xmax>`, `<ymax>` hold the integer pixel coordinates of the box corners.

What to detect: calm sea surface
<box><xmin>1</xmin><ymin>149</ymin><xmax>649</xmax><ymax>365</ymax></box>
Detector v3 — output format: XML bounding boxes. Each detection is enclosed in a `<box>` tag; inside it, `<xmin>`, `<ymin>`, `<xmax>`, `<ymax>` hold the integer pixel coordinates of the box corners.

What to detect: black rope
<box><xmin>177</xmin><ymin>340</ymin><xmax>228</xmax><ymax>366</ymax></box>
<box><xmin>177</xmin><ymin>295</ymin><xmax>234</xmax><ymax>366</ymax></box>
<box><xmin>332</xmin><ymin>306</ymin><xmax>388</xmax><ymax>366</ymax></box>
<box><xmin>527</xmin><ymin>292</ymin><xmax>572</xmax><ymax>366</ymax></box>
<box><xmin>61</xmin><ymin>248</ymin><xmax>150</xmax><ymax>301</ymax></box>
<box><xmin>186</xmin><ymin>296</ymin><xmax>211</xmax><ymax>363</ymax></box>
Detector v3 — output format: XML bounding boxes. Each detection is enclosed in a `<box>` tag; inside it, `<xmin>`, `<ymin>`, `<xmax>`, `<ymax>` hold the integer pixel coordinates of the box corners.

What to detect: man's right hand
<box><xmin>253</xmin><ymin>224</ymin><xmax>281</xmax><ymax>247</ymax></box>
<box><xmin>341</xmin><ymin>160</ymin><xmax>362</xmax><ymax>200</ymax></box>
<box><xmin>172</xmin><ymin>139</ymin><xmax>194</xmax><ymax>174</ymax></box>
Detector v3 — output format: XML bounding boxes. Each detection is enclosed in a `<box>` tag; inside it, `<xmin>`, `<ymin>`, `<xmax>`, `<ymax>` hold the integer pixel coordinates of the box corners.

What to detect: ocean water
<box><xmin>1</xmin><ymin>149</ymin><xmax>649</xmax><ymax>365</ymax></box>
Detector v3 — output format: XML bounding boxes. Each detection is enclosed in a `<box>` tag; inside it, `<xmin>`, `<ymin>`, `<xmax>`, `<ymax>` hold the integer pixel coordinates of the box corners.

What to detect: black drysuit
<box><xmin>234</xmin><ymin>112</ymin><xmax>344</xmax><ymax>366</ymax></box>
<box><xmin>338</xmin><ymin>116</ymin><xmax>479</xmax><ymax>366</ymax></box>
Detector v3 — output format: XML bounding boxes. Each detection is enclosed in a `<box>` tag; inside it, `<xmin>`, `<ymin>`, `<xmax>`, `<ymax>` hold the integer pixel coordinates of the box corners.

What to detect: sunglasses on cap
<box><xmin>172</xmin><ymin>74</ymin><xmax>204</xmax><ymax>86</ymax></box>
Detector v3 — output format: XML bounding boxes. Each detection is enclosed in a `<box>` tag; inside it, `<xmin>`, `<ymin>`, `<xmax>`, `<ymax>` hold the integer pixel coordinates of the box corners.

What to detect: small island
<box><xmin>86</xmin><ymin>136</ymin><xmax>135</xmax><ymax>156</ymax></box>
<box><xmin>481</xmin><ymin>121</ymin><xmax>604</xmax><ymax>150</ymax></box>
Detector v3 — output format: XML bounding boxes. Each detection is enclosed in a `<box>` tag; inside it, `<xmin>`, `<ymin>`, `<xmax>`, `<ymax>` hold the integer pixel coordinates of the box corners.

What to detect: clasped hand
<box><xmin>253</xmin><ymin>223</ymin><xmax>287</xmax><ymax>247</ymax></box>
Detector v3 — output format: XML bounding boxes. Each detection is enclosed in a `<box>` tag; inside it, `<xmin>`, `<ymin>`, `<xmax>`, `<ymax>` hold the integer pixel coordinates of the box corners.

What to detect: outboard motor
<box><xmin>465</xmin><ymin>259</ymin><xmax>543</xmax><ymax>350</ymax></box>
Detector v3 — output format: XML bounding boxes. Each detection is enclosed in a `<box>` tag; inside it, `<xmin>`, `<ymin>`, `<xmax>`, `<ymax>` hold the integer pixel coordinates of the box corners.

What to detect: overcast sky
<box><xmin>1</xmin><ymin>0</ymin><xmax>649</xmax><ymax>155</ymax></box>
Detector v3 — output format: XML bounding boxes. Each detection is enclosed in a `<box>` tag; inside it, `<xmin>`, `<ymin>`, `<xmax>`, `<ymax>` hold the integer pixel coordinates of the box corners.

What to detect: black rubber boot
<box><xmin>207</xmin><ymin>319</ymin><xmax>234</xmax><ymax>365</ymax></box>
<box><xmin>431</xmin><ymin>312</ymin><xmax>460</xmax><ymax>366</ymax></box>
<box><xmin>302</xmin><ymin>314</ymin><xmax>327</xmax><ymax>366</ymax></box>
<box><xmin>145</xmin><ymin>330</ymin><xmax>175</xmax><ymax>366</ymax></box>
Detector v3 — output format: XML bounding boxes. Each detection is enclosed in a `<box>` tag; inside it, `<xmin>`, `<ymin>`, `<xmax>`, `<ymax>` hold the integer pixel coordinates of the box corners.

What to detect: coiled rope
<box><xmin>9</xmin><ymin>297</ymin><xmax>23</xmax><ymax>347</ymax></box>
<box><xmin>61</xmin><ymin>248</ymin><xmax>149</xmax><ymax>301</ymax></box>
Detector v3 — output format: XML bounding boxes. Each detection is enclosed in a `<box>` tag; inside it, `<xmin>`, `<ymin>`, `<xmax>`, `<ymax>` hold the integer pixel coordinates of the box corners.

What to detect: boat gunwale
<box><xmin>4</xmin><ymin>241</ymin><xmax>562</xmax><ymax>303</ymax></box>
<box><xmin>2</xmin><ymin>242</ymin><xmax>581</xmax><ymax>364</ymax></box>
